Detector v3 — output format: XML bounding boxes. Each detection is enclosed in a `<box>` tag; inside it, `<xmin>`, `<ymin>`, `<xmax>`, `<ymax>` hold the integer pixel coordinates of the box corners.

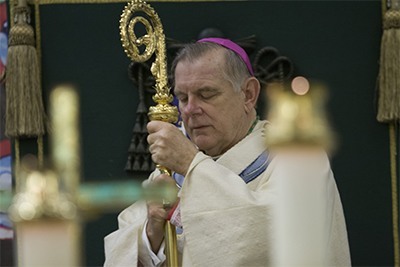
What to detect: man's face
<box><xmin>174</xmin><ymin>49</ymin><xmax>249</xmax><ymax>157</ymax></box>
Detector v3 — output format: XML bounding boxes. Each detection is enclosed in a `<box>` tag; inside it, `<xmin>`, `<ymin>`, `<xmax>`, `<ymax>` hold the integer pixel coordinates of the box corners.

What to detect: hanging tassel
<box><xmin>5</xmin><ymin>0</ymin><xmax>46</xmax><ymax>138</ymax></box>
<box><xmin>377</xmin><ymin>0</ymin><xmax>400</xmax><ymax>123</ymax></box>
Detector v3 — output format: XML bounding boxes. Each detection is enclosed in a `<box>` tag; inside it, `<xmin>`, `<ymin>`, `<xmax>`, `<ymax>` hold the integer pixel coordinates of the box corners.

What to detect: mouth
<box><xmin>189</xmin><ymin>125</ymin><xmax>212</xmax><ymax>135</ymax></box>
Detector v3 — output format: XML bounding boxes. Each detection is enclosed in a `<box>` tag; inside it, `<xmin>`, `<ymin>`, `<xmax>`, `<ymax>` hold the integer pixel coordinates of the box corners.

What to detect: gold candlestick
<box><xmin>120</xmin><ymin>1</ymin><xmax>179</xmax><ymax>265</ymax></box>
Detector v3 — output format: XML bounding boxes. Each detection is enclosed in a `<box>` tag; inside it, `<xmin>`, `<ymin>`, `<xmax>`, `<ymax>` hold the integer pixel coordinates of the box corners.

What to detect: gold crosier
<box><xmin>120</xmin><ymin>0</ymin><xmax>179</xmax><ymax>266</ymax></box>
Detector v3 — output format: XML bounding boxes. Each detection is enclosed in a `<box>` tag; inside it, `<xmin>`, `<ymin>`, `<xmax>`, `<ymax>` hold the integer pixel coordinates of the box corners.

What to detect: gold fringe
<box><xmin>377</xmin><ymin>9</ymin><xmax>400</xmax><ymax>123</ymax></box>
<box><xmin>5</xmin><ymin>45</ymin><xmax>46</xmax><ymax>137</ymax></box>
<box><xmin>6</xmin><ymin>1</ymin><xmax>47</xmax><ymax>137</ymax></box>
<box><xmin>390</xmin><ymin>123</ymin><xmax>400</xmax><ymax>267</ymax></box>
<box><xmin>377</xmin><ymin>20</ymin><xmax>400</xmax><ymax>122</ymax></box>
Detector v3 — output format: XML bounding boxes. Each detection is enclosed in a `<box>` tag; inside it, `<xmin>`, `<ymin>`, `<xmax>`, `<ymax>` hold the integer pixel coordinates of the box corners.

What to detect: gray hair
<box><xmin>170</xmin><ymin>42</ymin><xmax>251</xmax><ymax>92</ymax></box>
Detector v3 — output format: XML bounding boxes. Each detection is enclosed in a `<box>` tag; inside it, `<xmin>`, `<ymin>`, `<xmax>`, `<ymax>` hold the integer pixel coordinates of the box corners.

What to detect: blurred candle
<box><xmin>265</xmin><ymin>80</ymin><xmax>336</xmax><ymax>266</ymax></box>
<box><xmin>11</xmin><ymin>86</ymin><xmax>82</xmax><ymax>266</ymax></box>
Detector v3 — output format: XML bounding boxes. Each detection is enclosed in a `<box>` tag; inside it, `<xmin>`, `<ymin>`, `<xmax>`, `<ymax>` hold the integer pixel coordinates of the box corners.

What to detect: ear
<box><xmin>242</xmin><ymin>77</ymin><xmax>260</xmax><ymax>113</ymax></box>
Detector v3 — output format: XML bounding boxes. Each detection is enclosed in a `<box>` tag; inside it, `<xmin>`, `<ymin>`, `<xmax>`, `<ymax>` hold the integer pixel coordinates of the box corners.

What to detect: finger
<box><xmin>147</xmin><ymin>132</ymin><xmax>158</xmax><ymax>146</ymax></box>
<box><xmin>147</xmin><ymin>121</ymin><xmax>166</xmax><ymax>134</ymax></box>
<box><xmin>146</xmin><ymin>121</ymin><xmax>157</xmax><ymax>133</ymax></box>
<box><xmin>153</xmin><ymin>173</ymin><xmax>176</xmax><ymax>186</ymax></box>
<box><xmin>147</xmin><ymin>199</ymin><xmax>173</xmax><ymax>213</ymax></box>
<box><xmin>147</xmin><ymin>203</ymin><xmax>168</xmax><ymax>220</ymax></box>
<box><xmin>146</xmin><ymin>198</ymin><xmax>163</xmax><ymax>207</ymax></box>
<box><xmin>147</xmin><ymin>199</ymin><xmax>174</xmax><ymax>217</ymax></box>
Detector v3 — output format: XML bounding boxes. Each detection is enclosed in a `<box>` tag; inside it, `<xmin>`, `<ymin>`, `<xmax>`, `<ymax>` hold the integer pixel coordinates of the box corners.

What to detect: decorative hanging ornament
<box><xmin>377</xmin><ymin>0</ymin><xmax>400</xmax><ymax>123</ymax></box>
<box><xmin>5</xmin><ymin>0</ymin><xmax>46</xmax><ymax>138</ymax></box>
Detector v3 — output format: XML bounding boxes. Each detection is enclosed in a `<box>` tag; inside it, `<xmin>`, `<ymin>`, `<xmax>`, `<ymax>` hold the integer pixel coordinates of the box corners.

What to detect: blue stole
<box><xmin>172</xmin><ymin>151</ymin><xmax>270</xmax><ymax>187</ymax></box>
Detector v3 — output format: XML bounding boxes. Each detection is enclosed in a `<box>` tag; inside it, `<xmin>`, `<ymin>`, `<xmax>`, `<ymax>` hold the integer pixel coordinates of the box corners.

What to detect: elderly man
<box><xmin>104</xmin><ymin>38</ymin><xmax>351</xmax><ymax>266</ymax></box>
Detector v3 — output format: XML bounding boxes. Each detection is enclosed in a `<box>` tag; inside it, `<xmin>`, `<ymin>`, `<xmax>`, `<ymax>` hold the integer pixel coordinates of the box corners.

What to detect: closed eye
<box><xmin>200</xmin><ymin>92</ymin><xmax>218</xmax><ymax>100</ymax></box>
<box><xmin>198</xmin><ymin>89</ymin><xmax>221</xmax><ymax>100</ymax></box>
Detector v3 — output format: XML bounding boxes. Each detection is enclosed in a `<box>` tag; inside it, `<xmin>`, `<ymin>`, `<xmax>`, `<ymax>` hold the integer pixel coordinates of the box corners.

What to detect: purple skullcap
<box><xmin>197</xmin><ymin>37</ymin><xmax>254</xmax><ymax>76</ymax></box>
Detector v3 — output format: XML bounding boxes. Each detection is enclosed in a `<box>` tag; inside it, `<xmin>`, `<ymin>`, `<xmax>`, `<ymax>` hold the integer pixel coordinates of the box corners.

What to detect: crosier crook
<box><xmin>120</xmin><ymin>1</ymin><xmax>179</xmax><ymax>265</ymax></box>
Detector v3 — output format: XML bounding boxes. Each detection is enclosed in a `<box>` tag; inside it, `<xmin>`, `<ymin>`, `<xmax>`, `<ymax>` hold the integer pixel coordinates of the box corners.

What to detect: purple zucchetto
<box><xmin>197</xmin><ymin>37</ymin><xmax>254</xmax><ymax>76</ymax></box>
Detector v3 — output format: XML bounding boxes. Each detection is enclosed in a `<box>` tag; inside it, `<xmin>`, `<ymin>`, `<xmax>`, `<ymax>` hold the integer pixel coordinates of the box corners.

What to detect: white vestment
<box><xmin>104</xmin><ymin>121</ymin><xmax>351</xmax><ymax>266</ymax></box>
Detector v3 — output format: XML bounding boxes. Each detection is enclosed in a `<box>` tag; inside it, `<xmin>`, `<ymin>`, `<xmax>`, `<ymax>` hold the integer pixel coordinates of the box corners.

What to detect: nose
<box><xmin>181</xmin><ymin>96</ymin><xmax>202</xmax><ymax>117</ymax></box>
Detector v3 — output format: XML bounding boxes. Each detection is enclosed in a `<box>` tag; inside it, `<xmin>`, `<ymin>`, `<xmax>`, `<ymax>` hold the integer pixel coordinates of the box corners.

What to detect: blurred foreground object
<box><xmin>265</xmin><ymin>77</ymin><xmax>342</xmax><ymax>266</ymax></box>
<box><xmin>2</xmin><ymin>85</ymin><xmax>163</xmax><ymax>265</ymax></box>
<box><xmin>265</xmin><ymin>78</ymin><xmax>336</xmax><ymax>154</ymax></box>
<box><xmin>9</xmin><ymin>86</ymin><xmax>80</xmax><ymax>267</ymax></box>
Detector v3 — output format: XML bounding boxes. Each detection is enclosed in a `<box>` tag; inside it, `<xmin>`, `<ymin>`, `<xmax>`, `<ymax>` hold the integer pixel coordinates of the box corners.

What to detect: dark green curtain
<box><xmin>22</xmin><ymin>1</ymin><xmax>392</xmax><ymax>266</ymax></box>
